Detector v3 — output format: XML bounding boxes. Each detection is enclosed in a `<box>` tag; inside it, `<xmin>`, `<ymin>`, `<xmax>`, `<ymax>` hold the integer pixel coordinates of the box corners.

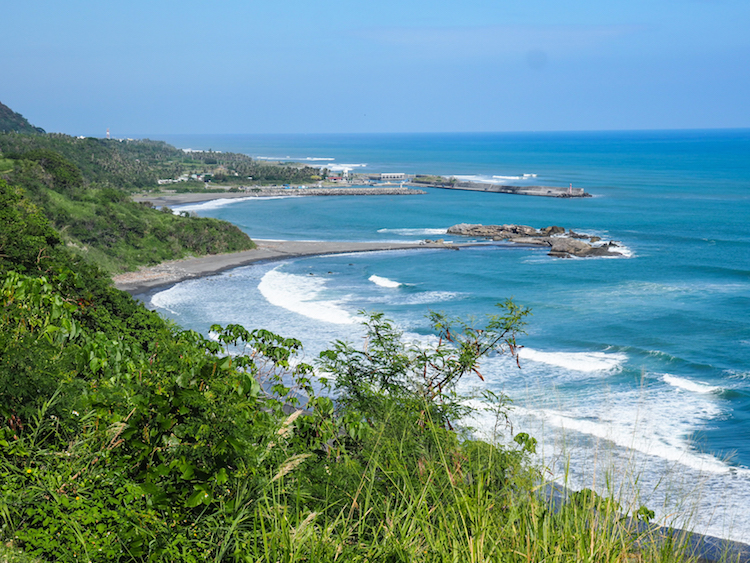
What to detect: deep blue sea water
<box><xmin>148</xmin><ymin>130</ymin><xmax>750</xmax><ymax>542</ymax></box>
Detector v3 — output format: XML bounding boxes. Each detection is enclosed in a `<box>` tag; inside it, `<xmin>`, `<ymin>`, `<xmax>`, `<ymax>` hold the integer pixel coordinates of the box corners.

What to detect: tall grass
<box><xmin>216</xmin><ymin>403</ymin><xmax>702</xmax><ymax>563</ymax></box>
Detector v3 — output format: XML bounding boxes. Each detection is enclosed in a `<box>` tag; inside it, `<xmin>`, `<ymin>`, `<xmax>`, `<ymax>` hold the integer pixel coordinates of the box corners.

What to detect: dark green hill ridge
<box><xmin>0</xmin><ymin>101</ymin><xmax>45</xmax><ymax>134</ymax></box>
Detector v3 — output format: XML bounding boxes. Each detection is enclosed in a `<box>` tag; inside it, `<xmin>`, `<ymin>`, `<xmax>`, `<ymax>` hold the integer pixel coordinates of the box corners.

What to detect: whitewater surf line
<box><xmin>112</xmin><ymin>239</ymin><xmax>468</xmax><ymax>294</ymax></box>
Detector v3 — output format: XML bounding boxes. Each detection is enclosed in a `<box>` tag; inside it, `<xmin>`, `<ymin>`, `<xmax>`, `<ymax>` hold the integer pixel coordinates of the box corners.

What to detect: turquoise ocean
<box><xmin>147</xmin><ymin>131</ymin><xmax>750</xmax><ymax>542</ymax></box>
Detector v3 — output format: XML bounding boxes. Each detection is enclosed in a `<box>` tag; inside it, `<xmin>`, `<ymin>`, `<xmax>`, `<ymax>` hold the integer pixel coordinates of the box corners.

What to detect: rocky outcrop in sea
<box><xmin>446</xmin><ymin>223</ymin><xmax>623</xmax><ymax>258</ymax></box>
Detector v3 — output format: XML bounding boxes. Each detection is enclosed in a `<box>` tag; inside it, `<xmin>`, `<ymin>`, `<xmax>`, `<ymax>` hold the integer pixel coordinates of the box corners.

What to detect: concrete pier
<box><xmin>409</xmin><ymin>178</ymin><xmax>591</xmax><ymax>198</ymax></box>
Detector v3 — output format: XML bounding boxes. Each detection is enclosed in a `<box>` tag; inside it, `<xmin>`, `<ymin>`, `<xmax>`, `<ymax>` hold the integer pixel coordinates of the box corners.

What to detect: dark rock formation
<box><xmin>447</xmin><ymin>223</ymin><xmax>623</xmax><ymax>258</ymax></box>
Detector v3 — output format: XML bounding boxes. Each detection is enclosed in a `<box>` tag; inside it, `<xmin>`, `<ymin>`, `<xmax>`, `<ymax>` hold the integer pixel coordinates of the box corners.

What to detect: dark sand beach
<box><xmin>117</xmin><ymin>191</ymin><xmax>457</xmax><ymax>293</ymax></box>
<box><xmin>113</xmin><ymin>239</ymin><xmax>461</xmax><ymax>294</ymax></box>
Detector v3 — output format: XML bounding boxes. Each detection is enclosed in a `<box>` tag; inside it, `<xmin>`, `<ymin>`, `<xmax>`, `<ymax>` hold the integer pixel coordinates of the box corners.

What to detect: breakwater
<box><xmin>410</xmin><ymin>179</ymin><xmax>590</xmax><ymax>198</ymax></box>
<box><xmin>252</xmin><ymin>186</ymin><xmax>425</xmax><ymax>197</ymax></box>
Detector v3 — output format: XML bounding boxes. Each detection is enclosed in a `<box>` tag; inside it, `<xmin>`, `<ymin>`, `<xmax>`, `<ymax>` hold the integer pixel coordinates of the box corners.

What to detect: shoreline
<box><xmin>133</xmin><ymin>185</ymin><xmax>424</xmax><ymax>208</ymax></box>
<box><xmin>113</xmin><ymin>239</ymin><xmax>465</xmax><ymax>295</ymax></box>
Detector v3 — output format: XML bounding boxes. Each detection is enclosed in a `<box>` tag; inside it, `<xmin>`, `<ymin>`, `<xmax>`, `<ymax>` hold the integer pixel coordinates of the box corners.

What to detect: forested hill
<box><xmin>0</xmin><ymin>101</ymin><xmax>45</xmax><ymax>134</ymax></box>
<box><xmin>0</xmin><ymin>102</ymin><xmax>266</xmax><ymax>273</ymax></box>
<box><xmin>0</xmin><ymin>99</ymin><xmax>328</xmax><ymax>273</ymax></box>
<box><xmin>0</xmin><ymin>143</ymin><xmax>256</xmax><ymax>273</ymax></box>
<box><xmin>0</xmin><ymin>130</ymin><xmax>323</xmax><ymax>190</ymax></box>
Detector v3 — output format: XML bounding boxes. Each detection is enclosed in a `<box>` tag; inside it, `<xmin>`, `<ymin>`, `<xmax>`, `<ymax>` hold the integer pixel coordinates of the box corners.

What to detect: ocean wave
<box><xmin>511</xmin><ymin>402</ymin><xmax>746</xmax><ymax>477</ymax></box>
<box><xmin>369</xmin><ymin>275</ymin><xmax>402</xmax><ymax>288</ymax></box>
<box><xmin>518</xmin><ymin>348</ymin><xmax>627</xmax><ymax>373</ymax></box>
<box><xmin>150</xmin><ymin>286</ymin><xmax>184</xmax><ymax>316</ymax></box>
<box><xmin>326</xmin><ymin>163</ymin><xmax>368</xmax><ymax>172</ymax></box>
<box><xmin>465</xmin><ymin>394</ymin><xmax>750</xmax><ymax>544</ymax></box>
<box><xmin>452</xmin><ymin>174</ymin><xmax>498</xmax><ymax>184</ymax></box>
<box><xmin>376</xmin><ymin>227</ymin><xmax>448</xmax><ymax>236</ymax></box>
<box><xmin>449</xmin><ymin>173</ymin><xmax>538</xmax><ymax>184</ymax></box>
<box><xmin>728</xmin><ymin>370</ymin><xmax>750</xmax><ymax>381</ymax></box>
<box><xmin>493</xmin><ymin>173</ymin><xmax>538</xmax><ymax>181</ymax></box>
<box><xmin>172</xmin><ymin>198</ymin><xmax>248</xmax><ymax>213</ymax></box>
<box><xmin>600</xmin><ymin>242</ymin><xmax>634</xmax><ymax>258</ymax></box>
<box><xmin>647</xmin><ymin>348</ymin><xmax>680</xmax><ymax>360</ymax></box>
<box><xmin>397</xmin><ymin>291</ymin><xmax>461</xmax><ymax>305</ymax></box>
<box><xmin>256</xmin><ymin>155</ymin><xmax>334</xmax><ymax>161</ymax></box>
<box><xmin>258</xmin><ymin>268</ymin><xmax>355</xmax><ymax>325</ymax></box>
<box><xmin>463</xmin><ymin>356</ymin><xmax>741</xmax><ymax>478</ymax></box>
<box><xmin>662</xmin><ymin>374</ymin><xmax>723</xmax><ymax>394</ymax></box>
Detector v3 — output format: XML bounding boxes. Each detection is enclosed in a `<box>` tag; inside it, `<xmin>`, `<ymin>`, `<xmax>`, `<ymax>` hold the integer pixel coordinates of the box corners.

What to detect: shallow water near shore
<box><xmin>150</xmin><ymin>130</ymin><xmax>750</xmax><ymax>543</ymax></box>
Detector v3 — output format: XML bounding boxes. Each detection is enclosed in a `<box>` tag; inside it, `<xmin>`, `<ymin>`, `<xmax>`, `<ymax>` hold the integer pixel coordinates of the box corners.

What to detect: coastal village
<box><xmin>156</xmin><ymin>165</ymin><xmax>591</xmax><ymax>198</ymax></box>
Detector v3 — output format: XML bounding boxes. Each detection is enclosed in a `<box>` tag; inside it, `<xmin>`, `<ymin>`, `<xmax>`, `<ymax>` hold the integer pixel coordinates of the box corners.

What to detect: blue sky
<box><xmin>3</xmin><ymin>0</ymin><xmax>749</xmax><ymax>135</ymax></box>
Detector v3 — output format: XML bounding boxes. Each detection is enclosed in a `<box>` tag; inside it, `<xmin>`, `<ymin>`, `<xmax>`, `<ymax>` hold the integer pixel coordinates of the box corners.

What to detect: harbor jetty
<box><xmin>243</xmin><ymin>186</ymin><xmax>426</xmax><ymax>197</ymax></box>
<box><xmin>408</xmin><ymin>175</ymin><xmax>591</xmax><ymax>198</ymax></box>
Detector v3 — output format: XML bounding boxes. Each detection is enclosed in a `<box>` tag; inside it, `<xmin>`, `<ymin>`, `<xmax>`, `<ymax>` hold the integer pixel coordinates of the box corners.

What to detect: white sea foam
<box><xmin>449</xmin><ymin>173</ymin><xmax>538</xmax><ymax>184</ymax></box>
<box><xmin>326</xmin><ymin>163</ymin><xmax>368</xmax><ymax>172</ymax></box>
<box><xmin>256</xmin><ymin>155</ymin><xmax>334</xmax><ymax>162</ymax></box>
<box><xmin>492</xmin><ymin>173</ymin><xmax>537</xmax><ymax>181</ymax></box>
<box><xmin>398</xmin><ymin>291</ymin><xmax>460</xmax><ymax>305</ymax></box>
<box><xmin>518</xmin><ymin>348</ymin><xmax>627</xmax><ymax>373</ymax></box>
<box><xmin>150</xmin><ymin>285</ymin><xmax>184</xmax><ymax>315</ymax></box>
<box><xmin>728</xmin><ymin>370</ymin><xmax>750</xmax><ymax>381</ymax></box>
<box><xmin>376</xmin><ymin>227</ymin><xmax>448</xmax><ymax>236</ymax></box>
<box><xmin>369</xmin><ymin>275</ymin><xmax>402</xmax><ymax>288</ymax></box>
<box><xmin>605</xmin><ymin>242</ymin><xmax>634</xmax><ymax>258</ymax></box>
<box><xmin>172</xmin><ymin>198</ymin><xmax>247</xmax><ymax>214</ymax></box>
<box><xmin>511</xmin><ymin>403</ymin><xmax>745</xmax><ymax>476</ymax></box>
<box><xmin>462</xmin><ymin>353</ymin><xmax>744</xmax><ymax>480</ymax></box>
<box><xmin>466</xmin><ymin>389</ymin><xmax>750</xmax><ymax>543</ymax></box>
<box><xmin>663</xmin><ymin>374</ymin><xmax>722</xmax><ymax>394</ymax></box>
<box><xmin>258</xmin><ymin>268</ymin><xmax>355</xmax><ymax>325</ymax></box>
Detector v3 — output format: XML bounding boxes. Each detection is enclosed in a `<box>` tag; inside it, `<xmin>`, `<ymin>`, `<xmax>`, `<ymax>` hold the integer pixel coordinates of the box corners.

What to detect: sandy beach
<box><xmin>112</xmin><ymin>239</ymin><xmax>461</xmax><ymax>294</ymax></box>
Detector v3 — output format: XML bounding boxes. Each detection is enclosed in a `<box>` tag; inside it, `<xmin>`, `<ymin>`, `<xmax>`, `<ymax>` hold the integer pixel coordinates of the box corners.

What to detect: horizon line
<box><xmin>77</xmin><ymin>126</ymin><xmax>750</xmax><ymax>139</ymax></box>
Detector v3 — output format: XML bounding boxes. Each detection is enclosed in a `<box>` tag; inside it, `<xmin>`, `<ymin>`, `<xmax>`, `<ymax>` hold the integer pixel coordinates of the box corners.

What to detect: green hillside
<box><xmin>0</xmin><ymin>141</ymin><xmax>255</xmax><ymax>273</ymax></box>
<box><xmin>0</xmin><ymin>132</ymin><xmax>324</xmax><ymax>192</ymax></box>
<box><xmin>0</xmin><ymin>102</ymin><xmax>45</xmax><ymax>134</ymax></box>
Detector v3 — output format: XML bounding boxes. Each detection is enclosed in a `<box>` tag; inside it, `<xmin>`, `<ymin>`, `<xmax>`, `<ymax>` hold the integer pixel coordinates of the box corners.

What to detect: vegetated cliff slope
<box><xmin>0</xmin><ymin>101</ymin><xmax>45</xmax><ymax>134</ymax></box>
<box><xmin>0</xmin><ymin>102</ymin><xmax>256</xmax><ymax>273</ymax></box>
